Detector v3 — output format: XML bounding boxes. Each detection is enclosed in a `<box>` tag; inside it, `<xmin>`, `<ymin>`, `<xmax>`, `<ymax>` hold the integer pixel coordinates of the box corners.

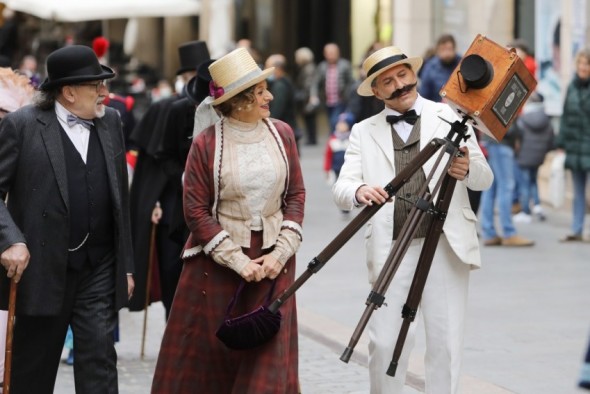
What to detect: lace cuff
<box><xmin>203</xmin><ymin>230</ymin><xmax>230</xmax><ymax>254</ymax></box>
<box><xmin>269</xmin><ymin>227</ymin><xmax>302</xmax><ymax>266</ymax></box>
<box><xmin>210</xmin><ymin>237</ymin><xmax>251</xmax><ymax>274</ymax></box>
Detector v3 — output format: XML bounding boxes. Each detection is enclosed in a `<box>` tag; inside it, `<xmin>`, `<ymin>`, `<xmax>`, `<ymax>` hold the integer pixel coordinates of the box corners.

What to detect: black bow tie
<box><xmin>386</xmin><ymin>110</ymin><xmax>419</xmax><ymax>126</ymax></box>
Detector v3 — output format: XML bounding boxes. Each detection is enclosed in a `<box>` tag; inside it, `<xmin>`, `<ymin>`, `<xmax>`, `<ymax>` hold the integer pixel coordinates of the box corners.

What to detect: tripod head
<box><xmin>438</xmin><ymin>114</ymin><xmax>472</xmax><ymax>150</ymax></box>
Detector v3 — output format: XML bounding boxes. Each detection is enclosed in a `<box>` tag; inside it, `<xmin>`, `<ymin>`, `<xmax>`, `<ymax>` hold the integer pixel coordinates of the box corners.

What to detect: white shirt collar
<box><xmin>384</xmin><ymin>94</ymin><xmax>425</xmax><ymax>117</ymax></box>
<box><xmin>55</xmin><ymin>101</ymin><xmax>74</xmax><ymax>126</ymax></box>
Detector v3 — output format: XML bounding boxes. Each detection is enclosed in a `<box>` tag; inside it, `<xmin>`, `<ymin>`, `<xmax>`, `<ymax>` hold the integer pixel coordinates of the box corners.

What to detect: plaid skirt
<box><xmin>151</xmin><ymin>231</ymin><xmax>299</xmax><ymax>393</ymax></box>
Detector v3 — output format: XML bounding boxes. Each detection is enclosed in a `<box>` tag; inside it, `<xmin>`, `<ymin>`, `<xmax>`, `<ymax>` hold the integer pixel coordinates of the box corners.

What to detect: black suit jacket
<box><xmin>0</xmin><ymin>105</ymin><xmax>134</xmax><ymax>315</ymax></box>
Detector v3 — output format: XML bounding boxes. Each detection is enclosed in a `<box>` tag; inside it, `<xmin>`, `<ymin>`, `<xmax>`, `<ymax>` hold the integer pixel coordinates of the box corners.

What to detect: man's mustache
<box><xmin>384</xmin><ymin>82</ymin><xmax>418</xmax><ymax>100</ymax></box>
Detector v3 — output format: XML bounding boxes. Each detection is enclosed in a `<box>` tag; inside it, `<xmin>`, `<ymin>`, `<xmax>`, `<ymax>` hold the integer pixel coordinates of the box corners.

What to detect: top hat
<box><xmin>185</xmin><ymin>59</ymin><xmax>216</xmax><ymax>105</ymax></box>
<box><xmin>357</xmin><ymin>46</ymin><xmax>423</xmax><ymax>97</ymax></box>
<box><xmin>208</xmin><ymin>48</ymin><xmax>274</xmax><ymax>105</ymax></box>
<box><xmin>39</xmin><ymin>45</ymin><xmax>115</xmax><ymax>91</ymax></box>
<box><xmin>176</xmin><ymin>41</ymin><xmax>211</xmax><ymax>75</ymax></box>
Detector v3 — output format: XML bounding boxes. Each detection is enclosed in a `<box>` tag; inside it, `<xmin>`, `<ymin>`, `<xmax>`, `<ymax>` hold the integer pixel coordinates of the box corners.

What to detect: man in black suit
<box><xmin>128</xmin><ymin>41</ymin><xmax>210</xmax><ymax>318</ymax></box>
<box><xmin>0</xmin><ymin>45</ymin><xmax>134</xmax><ymax>393</ymax></box>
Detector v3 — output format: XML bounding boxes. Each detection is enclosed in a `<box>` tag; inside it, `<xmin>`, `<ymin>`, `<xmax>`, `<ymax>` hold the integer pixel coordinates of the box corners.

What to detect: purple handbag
<box><xmin>216</xmin><ymin>280</ymin><xmax>282</xmax><ymax>350</ymax></box>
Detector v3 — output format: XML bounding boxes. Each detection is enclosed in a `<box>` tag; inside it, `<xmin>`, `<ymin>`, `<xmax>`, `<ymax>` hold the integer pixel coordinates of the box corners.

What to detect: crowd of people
<box><xmin>1</xmin><ymin>20</ymin><xmax>589</xmax><ymax>393</ymax></box>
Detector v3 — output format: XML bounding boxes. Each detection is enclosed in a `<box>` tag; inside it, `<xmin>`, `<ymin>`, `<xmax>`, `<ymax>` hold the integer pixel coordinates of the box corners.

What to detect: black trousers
<box><xmin>11</xmin><ymin>253</ymin><xmax>118</xmax><ymax>394</ymax></box>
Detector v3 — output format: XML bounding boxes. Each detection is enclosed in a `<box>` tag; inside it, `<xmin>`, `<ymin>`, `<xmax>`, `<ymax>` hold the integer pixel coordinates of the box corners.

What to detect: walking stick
<box><xmin>4</xmin><ymin>279</ymin><xmax>17</xmax><ymax>394</ymax></box>
<box><xmin>140</xmin><ymin>223</ymin><xmax>157</xmax><ymax>360</ymax></box>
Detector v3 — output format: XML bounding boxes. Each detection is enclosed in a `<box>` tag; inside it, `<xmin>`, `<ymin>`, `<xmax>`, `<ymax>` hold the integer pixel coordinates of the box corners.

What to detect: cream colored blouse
<box><xmin>209</xmin><ymin>118</ymin><xmax>301</xmax><ymax>274</ymax></box>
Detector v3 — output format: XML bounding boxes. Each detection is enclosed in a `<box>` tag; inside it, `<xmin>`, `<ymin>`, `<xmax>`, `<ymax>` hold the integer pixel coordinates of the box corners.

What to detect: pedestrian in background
<box><xmin>513</xmin><ymin>92</ymin><xmax>554</xmax><ymax>223</ymax></box>
<box><xmin>332</xmin><ymin>45</ymin><xmax>492</xmax><ymax>394</ymax></box>
<box><xmin>418</xmin><ymin>33</ymin><xmax>461</xmax><ymax>102</ymax></box>
<box><xmin>265</xmin><ymin>53</ymin><xmax>300</xmax><ymax>152</ymax></box>
<box><xmin>310</xmin><ymin>43</ymin><xmax>354</xmax><ymax>133</ymax></box>
<box><xmin>151</xmin><ymin>48</ymin><xmax>305</xmax><ymax>393</ymax></box>
<box><xmin>581</xmin><ymin>337</ymin><xmax>590</xmax><ymax>389</ymax></box>
<box><xmin>480</xmin><ymin>121</ymin><xmax>535</xmax><ymax>246</ymax></box>
<box><xmin>556</xmin><ymin>48</ymin><xmax>590</xmax><ymax>242</ymax></box>
<box><xmin>0</xmin><ymin>45</ymin><xmax>134</xmax><ymax>393</ymax></box>
<box><xmin>324</xmin><ymin>111</ymin><xmax>353</xmax><ymax>182</ymax></box>
<box><xmin>347</xmin><ymin>41</ymin><xmax>385</xmax><ymax>124</ymax></box>
<box><xmin>127</xmin><ymin>41</ymin><xmax>210</xmax><ymax>319</ymax></box>
<box><xmin>294</xmin><ymin>47</ymin><xmax>318</xmax><ymax>146</ymax></box>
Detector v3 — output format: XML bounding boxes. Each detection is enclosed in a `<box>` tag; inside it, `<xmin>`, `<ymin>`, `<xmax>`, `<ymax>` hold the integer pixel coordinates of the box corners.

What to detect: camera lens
<box><xmin>460</xmin><ymin>54</ymin><xmax>494</xmax><ymax>89</ymax></box>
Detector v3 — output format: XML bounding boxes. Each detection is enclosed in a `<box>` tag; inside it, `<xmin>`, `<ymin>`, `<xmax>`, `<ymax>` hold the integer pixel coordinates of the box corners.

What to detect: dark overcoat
<box><xmin>127</xmin><ymin>95</ymin><xmax>181</xmax><ymax>311</ymax></box>
<box><xmin>0</xmin><ymin>105</ymin><xmax>134</xmax><ymax>315</ymax></box>
<box><xmin>557</xmin><ymin>77</ymin><xmax>590</xmax><ymax>171</ymax></box>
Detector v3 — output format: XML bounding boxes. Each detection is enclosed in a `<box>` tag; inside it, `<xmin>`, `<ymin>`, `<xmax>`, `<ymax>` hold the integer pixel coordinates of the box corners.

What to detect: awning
<box><xmin>3</xmin><ymin>0</ymin><xmax>200</xmax><ymax>21</ymax></box>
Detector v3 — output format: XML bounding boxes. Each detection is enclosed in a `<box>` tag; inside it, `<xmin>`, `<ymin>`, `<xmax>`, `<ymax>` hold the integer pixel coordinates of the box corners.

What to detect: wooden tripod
<box><xmin>338</xmin><ymin>117</ymin><xmax>469</xmax><ymax>376</ymax></box>
<box><xmin>268</xmin><ymin>116</ymin><xmax>471</xmax><ymax>377</ymax></box>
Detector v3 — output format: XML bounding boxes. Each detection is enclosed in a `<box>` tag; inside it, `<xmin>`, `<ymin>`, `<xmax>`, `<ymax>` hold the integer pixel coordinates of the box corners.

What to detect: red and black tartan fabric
<box><xmin>151</xmin><ymin>119</ymin><xmax>304</xmax><ymax>393</ymax></box>
<box><xmin>151</xmin><ymin>231</ymin><xmax>299</xmax><ymax>393</ymax></box>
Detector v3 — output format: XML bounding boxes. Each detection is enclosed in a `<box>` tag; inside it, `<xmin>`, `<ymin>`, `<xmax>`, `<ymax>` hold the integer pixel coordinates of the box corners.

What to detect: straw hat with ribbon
<box><xmin>357</xmin><ymin>46</ymin><xmax>423</xmax><ymax>97</ymax></box>
<box><xmin>208</xmin><ymin>47</ymin><xmax>274</xmax><ymax>106</ymax></box>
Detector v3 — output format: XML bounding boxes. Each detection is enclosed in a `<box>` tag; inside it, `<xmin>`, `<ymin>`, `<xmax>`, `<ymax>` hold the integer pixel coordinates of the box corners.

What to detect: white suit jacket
<box><xmin>332</xmin><ymin>99</ymin><xmax>493</xmax><ymax>283</ymax></box>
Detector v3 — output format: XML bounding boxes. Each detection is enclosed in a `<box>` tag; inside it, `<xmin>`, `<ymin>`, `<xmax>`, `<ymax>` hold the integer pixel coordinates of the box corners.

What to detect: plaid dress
<box><xmin>151</xmin><ymin>233</ymin><xmax>298</xmax><ymax>393</ymax></box>
<box><xmin>152</xmin><ymin>119</ymin><xmax>304</xmax><ymax>393</ymax></box>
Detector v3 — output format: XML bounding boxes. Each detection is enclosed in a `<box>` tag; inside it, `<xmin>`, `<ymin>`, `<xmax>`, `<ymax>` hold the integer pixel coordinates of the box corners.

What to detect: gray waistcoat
<box><xmin>391</xmin><ymin>119</ymin><xmax>434</xmax><ymax>240</ymax></box>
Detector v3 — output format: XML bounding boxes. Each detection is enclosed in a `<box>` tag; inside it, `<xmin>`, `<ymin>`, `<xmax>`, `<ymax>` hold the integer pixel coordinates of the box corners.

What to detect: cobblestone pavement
<box><xmin>54</xmin><ymin>304</ymin><xmax>372</xmax><ymax>393</ymax></box>
<box><xmin>53</xmin><ymin>139</ymin><xmax>590</xmax><ymax>394</ymax></box>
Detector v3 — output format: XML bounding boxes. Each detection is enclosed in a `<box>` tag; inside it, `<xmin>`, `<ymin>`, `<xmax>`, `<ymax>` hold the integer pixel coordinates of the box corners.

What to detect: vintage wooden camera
<box><xmin>440</xmin><ymin>34</ymin><xmax>537</xmax><ymax>141</ymax></box>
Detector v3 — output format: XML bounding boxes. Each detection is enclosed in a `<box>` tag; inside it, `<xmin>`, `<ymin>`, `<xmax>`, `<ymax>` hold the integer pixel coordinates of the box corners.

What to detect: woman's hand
<box><xmin>252</xmin><ymin>254</ymin><xmax>282</xmax><ymax>280</ymax></box>
<box><xmin>239</xmin><ymin>261</ymin><xmax>266</xmax><ymax>282</ymax></box>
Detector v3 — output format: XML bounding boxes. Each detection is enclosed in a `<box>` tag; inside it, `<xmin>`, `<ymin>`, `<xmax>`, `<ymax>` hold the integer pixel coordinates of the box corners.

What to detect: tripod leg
<box><xmin>341</xmin><ymin>190</ymin><xmax>435</xmax><ymax>363</ymax></box>
<box><xmin>342</xmin><ymin>141</ymin><xmax>458</xmax><ymax>363</ymax></box>
<box><xmin>268</xmin><ymin>138</ymin><xmax>447</xmax><ymax>314</ymax></box>
<box><xmin>387</xmin><ymin>174</ymin><xmax>458</xmax><ymax>377</ymax></box>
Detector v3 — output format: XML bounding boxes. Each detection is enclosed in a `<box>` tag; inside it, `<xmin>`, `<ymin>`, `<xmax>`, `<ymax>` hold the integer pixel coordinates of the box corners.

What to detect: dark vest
<box><xmin>391</xmin><ymin>118</ymin><xmax>433</xmax><ymax>240</ymax></box>
<box><xmin>60</xmin><ymin>125</ymin><xmax>115</xmax><ymax>270</ymax></box>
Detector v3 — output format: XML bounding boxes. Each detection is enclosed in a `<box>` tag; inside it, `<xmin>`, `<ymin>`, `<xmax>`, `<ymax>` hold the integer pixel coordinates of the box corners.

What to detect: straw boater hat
<box><xmin>208</xmin><ymin>47</ymin><xmax>274</xmax><ymax>105</ymax></box>
<box><xmin>357</xmin><ymin>46</ymin><xmax>423</xmax><ymax>97</ymax></box>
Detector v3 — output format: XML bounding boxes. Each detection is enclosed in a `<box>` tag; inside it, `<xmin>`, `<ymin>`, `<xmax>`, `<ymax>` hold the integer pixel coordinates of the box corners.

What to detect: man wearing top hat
<box><xmin>332</xmin><ymin>46</ymin><xmax>493</xmax><ymax>393</ymax></box>
<box><xmin>158</xmin><ymin>59</ymin><xmax>215</xmax><ymax>244</ymax></box>
<box><xmin>0</xmin><ymin>44</ymin><xmax>134</xmax><ymax>393</ymax></box>
<box><xmin>127</xmin><ymin>40</ymin><xmax>210</xmax><ymax>317</ymax></box>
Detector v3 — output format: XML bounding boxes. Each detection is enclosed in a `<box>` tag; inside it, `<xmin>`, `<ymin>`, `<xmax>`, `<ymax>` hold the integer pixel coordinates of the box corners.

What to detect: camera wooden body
<box><xmin>440</xmin><ymin>34</ymin><xmax>537</xmax><ymax>142</ymax></box>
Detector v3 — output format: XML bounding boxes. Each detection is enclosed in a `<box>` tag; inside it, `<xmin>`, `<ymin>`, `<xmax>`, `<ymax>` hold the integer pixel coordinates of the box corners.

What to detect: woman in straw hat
<box><xmin>151</xmin><ymin>48</ymin><xmax>305</xmax><ymax>393</ymax></box>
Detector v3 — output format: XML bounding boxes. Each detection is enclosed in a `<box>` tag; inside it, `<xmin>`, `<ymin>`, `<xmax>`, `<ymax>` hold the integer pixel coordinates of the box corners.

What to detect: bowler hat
<box><xmin>357</xmin><ymin>46</ymin><xmax>423</xmax><ymax>97</ymax></box>
<box><xmin>184</xmin><ymin>59</ymin><xmax>215</xmax><ymax>105</ymax></box>
<box><xmin>40</xmin><ymin>45</ymin><xmax>115</xmax><ymax>91</ymax></box>
<box><xmin>176</xmin><ymin>41</ymin><xmax>211</xmax><ymax>75</ymax></box>
<box><xmin>208</xmin><ymin>48</ymin><xmax>274</xmax><ymax>105</ymax></box>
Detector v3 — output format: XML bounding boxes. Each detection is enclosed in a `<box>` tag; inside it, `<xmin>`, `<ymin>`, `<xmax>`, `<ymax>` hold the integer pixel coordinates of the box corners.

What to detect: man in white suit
<box><xmin>333</xmin><ymin>46</ymin><xmax>493</xmax><ymax>393</ymax></box>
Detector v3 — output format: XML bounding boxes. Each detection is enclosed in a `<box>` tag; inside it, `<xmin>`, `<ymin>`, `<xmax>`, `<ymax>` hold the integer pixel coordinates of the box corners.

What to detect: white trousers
<box><xmin>368</xmin><ymin>235</ymin><xmax>470</xmax><ymax>394</ymax></box>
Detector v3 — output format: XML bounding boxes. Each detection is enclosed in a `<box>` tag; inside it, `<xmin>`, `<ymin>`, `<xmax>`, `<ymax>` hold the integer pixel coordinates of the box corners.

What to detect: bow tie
<box><xmin>386</xmin><ymin>110</ymin><xmax>419</xmax><ymax>126</ymax></box>
<box><xmin>67</xmin><ymin>114</ymin><xmax>94</xmax><ymax>130</ymax></box>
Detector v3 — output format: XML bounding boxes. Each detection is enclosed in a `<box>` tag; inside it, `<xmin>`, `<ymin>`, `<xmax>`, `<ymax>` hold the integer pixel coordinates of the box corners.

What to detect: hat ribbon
<box><xmin>210</xmin><ymin>68</ymin><xmax>266</xmax><ymax>99</ymax></box>
<box><xmin>367</xmin><ymin>54</ymin><xmax>408</xmax><ymax>77</ymax></box>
